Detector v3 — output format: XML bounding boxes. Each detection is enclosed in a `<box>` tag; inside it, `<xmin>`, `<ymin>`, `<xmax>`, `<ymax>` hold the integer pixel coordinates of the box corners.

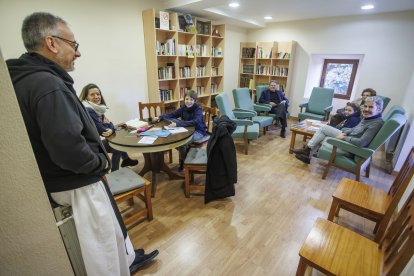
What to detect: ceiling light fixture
<box><xmin>361</xmin><ymin>4</ymin><xmax>374</xmax><ymax>10</ymax></box>
<box><xmin>264</xmin><ymin>16</ymin><xmax>272</xmax><ymax>20</ymax></box>
<box><xmin>229</xmin><ymin>3</ymin><xmax>239</xmax><ymax>8</ymax></box>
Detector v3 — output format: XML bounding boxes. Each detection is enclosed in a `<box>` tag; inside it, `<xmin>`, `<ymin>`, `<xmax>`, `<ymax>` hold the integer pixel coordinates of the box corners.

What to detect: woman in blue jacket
<box><xmin>79</xmin><ymin>84</ymin><xmax>138</xmax><ymax>171</ymax></box>
<box><xmin>155</xmin><ymin>90</ymin><xmax>207</xmax><ymax>171</ymax></box>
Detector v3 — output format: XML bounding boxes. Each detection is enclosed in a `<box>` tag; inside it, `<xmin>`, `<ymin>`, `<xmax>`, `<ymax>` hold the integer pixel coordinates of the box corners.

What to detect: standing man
<box><xmin>293</xmin><ymin>96</ymin><xmax>384</xmax><ymax>164</ymax></box>
<box><xmin>258</xmin><ymin>80</ymin><xmax>289</xmax><ymax>138</ymax></box>
<box><xmin>6</xmin><ymin>12</ymin><xmax>158</xmax><ymax>275</ymax></box>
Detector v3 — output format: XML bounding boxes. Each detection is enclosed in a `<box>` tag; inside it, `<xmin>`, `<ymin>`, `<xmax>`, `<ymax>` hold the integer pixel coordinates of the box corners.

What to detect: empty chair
<box><xmin>215</xmin><ymin>93</ymin><xmax>259</xmax><ymax>154</ymax></box>
<box><xmin>232</xmin><ymin>87</ymin><xmax>273</xmax><ymax>135</ymax></box>
<box><xmin>183</xmin><ymin>147</ymin><xmax>207</xmax><ymax>197</ymax></box>
<box><xmin>328</xmin><ymin>147</ymin><xmax>414</xmax><ymax>242</ymax></box>
<box><xmin>296</xmin><ymin>186</ymin><xmax>414</xmax><ymax>276</ymax></box>
<box><xmin>105</xmin><ymin>168</ymin><xmax>153</xmax><ymax>226</ymax></box>
<box><xmin>298</xmin><ymin>87</ymin><xmax>334</xmax><ymax>121</ymax></box>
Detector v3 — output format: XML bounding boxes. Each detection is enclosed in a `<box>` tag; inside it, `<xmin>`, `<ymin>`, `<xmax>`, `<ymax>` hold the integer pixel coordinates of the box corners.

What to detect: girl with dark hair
<box><xmin>329</xmin><ymin>102</ymin><xmax>361</xmax><ymax>129</ymax></box>
<box><xmin>79</xmin><ymin>83</ymin><xmax>138</xmax><ymax>171</ymax></box>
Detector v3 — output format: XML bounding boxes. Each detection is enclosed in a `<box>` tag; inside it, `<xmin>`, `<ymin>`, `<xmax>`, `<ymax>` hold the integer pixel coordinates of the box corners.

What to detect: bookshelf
<box><xmin>143</xmin><ymin>9</ymin><xmax>225</xmax><ymax>111</ymax></box>
<box><xmin>238</xmin><ymin>41</ymin><xmax>296</xmax><ymax>99</ymax></box>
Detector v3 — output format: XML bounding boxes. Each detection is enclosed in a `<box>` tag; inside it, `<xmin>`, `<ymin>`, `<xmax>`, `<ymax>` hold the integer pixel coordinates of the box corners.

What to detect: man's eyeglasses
<box><xmin>52</xmin><ymin>35</ymin><xmax>79</xmax><ymax>51</ymax></box>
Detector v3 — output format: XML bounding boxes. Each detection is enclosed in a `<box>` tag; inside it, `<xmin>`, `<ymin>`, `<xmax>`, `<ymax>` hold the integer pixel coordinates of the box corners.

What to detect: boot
<box><xmin>292</xmin><ymin>145</ymin><xmax>310</xmax><ymax>155</ymax></box>
<box><xmin>178</xmin><ymin>159</ymin><xmax>184</xmax><ymax>172</ymax></box>
<box><xmin>295</xmin><ymin>153</ymin><xmax>311</xmax><ymax>164</ymax></box>
<box><xmin>121</xmin><ymin>158</ymin><xmax>139</xmax><ymax>167</ymax></box>
<box><xmin>280</xmin><ymin>127</ymin><xmax>286</xmax><ymax>138</ymax></box>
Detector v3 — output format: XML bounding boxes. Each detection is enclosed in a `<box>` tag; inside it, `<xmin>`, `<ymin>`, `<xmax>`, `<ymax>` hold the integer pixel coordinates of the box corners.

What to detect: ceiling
<box><xmin>161</xmin><ymin>0</ymin><xmax>414</xmax><ymax>28</ymax></box>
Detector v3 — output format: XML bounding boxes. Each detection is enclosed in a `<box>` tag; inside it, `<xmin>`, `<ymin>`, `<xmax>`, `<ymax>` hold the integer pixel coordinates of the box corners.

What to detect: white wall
<box><xmin>246</xmin><ymin>11</ymin><xmax>414</xmax><ymax>118</ymax></box>
<box><xmin>0</xmin><ymin>0</ymin><xmax>162</xmax><ymax>124</ymax></box>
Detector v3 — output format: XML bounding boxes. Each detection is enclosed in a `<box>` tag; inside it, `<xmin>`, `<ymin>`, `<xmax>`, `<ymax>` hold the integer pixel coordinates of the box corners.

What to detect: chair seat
<box><xmin>318</xmin><ymin>142</ymin><xmax>361</xmax><ymax>170</ymax></box>
<box><xmin>299</xmin><ymin>218</ymin><xmax>381</xmax><ymax>276</ymax></box>
<box><xmin>232</xmin><ymin>124</ymin><xmax>260</xmax><ymax>140</ymax></box>
<box><xmin>252</xmin><ymin>116</ymin><xmax>273</xmax><ymax>128</ymax></box>
<box><xmin>333</xmin><ymin>178</ymin><xmax>389</xmax><ymax>216</ymax></box>
<box><xmin>192</xmin><ymin>134</ymin><xmax>210</xmax><ymax>145</ymax></box>
<box><xmin>184</xmin><ymin>148</ymin><xmax>207</xmax><ymax>165</ymax></box>
<box><xmin>298</xmin><ymin>112</ymin><xmax>325</xmax><ymax>121</ymax></box>
<box><xmin>106</xmin><ymin>168</ymin><xmax>146</xmax><ymax>195</ymax></box>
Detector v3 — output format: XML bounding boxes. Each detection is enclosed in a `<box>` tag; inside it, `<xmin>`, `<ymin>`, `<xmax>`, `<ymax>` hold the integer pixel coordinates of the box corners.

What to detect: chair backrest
<box><xmin>379</xmin><ymin>177</ymin><xmax>414</xmax><ymax>275</ymax></box>
<box><xmin>368</xmin><ymin>113</ymin><xmax>406</xmax><ymax>151</ymax></box>
<box><xmin>201</xmin><ymin>104</ymin><xmax>217</xmax><ymax>133</ymax></box>
<box><xmin>255</xmin><ymin>85</ymin><xmax>268</xmax><ymax>103</ymax></box>
<box><xmin>138</xmin><ymin>102</ymin><xmax>165</xmax><ymax>119</ymax></box>
<box><xmin>215</xmin><ymin>93</ymin><xmax>236</xmax><ymax>120</ymax></box>
<box><xmin>232</xmin><ymin>88</ymin><xmax>254</xmax><ymax>110</ymax></box>
<box><xmin>307</xmin><ymin>87</ymin><xmax>334</xmax><ymax>115</ymax></box>
<box><xmin>383</xmin><ymin>105</ymin><xmax>405</xmax><ymax>121</ymax></box>
<box><xmin>378</xmin><ymin>95</ymin><xmax>391</xmax><ymax>112</ymax></box>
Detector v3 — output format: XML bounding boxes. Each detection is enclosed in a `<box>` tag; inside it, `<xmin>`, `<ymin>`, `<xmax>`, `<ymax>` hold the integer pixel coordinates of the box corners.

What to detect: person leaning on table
<box><xmin>6</xmin><ymin>12</ymin><xmax>157</xmax><ymax>275</ymax></box>
<box><xmin>293</xmin><ymin>96</ymin><xmax>384</xmax><ymax>164</ymax></box>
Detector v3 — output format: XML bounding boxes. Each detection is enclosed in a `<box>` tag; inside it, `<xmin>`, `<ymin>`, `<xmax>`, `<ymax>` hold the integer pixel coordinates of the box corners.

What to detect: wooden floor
<box><xmin>126</xmin><ymin>124</ymin><xmax>394</xmax><ymax>276</ymax></box>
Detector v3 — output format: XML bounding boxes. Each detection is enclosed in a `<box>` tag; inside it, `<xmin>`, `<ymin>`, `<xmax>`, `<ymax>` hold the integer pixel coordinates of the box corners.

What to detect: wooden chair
<box><xmin>296</xmin><ymin>186</ymin><xmax>414</xmax><ymax>276</ymax></box>
<box><xmin>104</xmin><ymin>168</ymin><xmax>153</xmax><ymax>226</ymax></box>
<box><xmin>190</xmin><ymin>104</ymin><xmax>216</xmax><ymax>148</ymax></box>
<box><xmin>184</xmin><ymin>147</ymin><xmax>207</xmax><ymax>197</ymax></box>
<box><xmin>138</xmin><ymin>101</ymin><xmax>173</xmax><ymax>163</ymax></box>
<box><xmin>328</xmin><ymin>147</ymin><xmax>414</xmax><ymax>242</ymax></box>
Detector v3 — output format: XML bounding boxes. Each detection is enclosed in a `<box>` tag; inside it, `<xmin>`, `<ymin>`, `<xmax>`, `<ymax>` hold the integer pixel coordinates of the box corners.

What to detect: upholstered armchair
<box><xmin>232</xmin><ymin>88</ymin><xmax>273</xmax><ymax>135</ymax></box>
<box><xmin>317</xmin><ymin>113</ymin><xmax>407</xmax><ymax>181</ymax></box>
<box><xmin>298</xmin><ymin>87</ymin><xmax>334</xmax><ymax>121</ymax></box>
<box><xmin>215</xmin><ymin>93</ymin><xmax>260</xmax><ymax>154</ymax></box>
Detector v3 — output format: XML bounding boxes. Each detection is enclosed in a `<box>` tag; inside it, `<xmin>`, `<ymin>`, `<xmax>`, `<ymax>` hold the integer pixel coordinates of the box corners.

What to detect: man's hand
<box><xmin>336</xmin><ymin>132</ymin><xmax>346</xmax><ymax>140</ymax></box>
<box><xmin>280</xmin><ymin>100</ymin><xmax>287</xmax><ymax>105</ymax></box>
<box><xmin>102</xmin><ymin>128</ymin><xmax>113</xmax><ymax>137</ymax></box>
<box><xmin>168</xmin><ymin>122</ymin><xmax>177</xmax><ymax>128</ymax></box>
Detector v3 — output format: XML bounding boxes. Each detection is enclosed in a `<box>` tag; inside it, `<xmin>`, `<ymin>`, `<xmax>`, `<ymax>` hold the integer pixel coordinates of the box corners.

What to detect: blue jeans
<box><xmin>102</xmin><ymin>139</ymin><xmax>129</xmax><ymax>171</ymax></box>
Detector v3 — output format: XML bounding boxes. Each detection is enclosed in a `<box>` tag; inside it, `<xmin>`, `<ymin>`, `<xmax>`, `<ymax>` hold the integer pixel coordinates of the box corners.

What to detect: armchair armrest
<box><xmin>233</xmin><ymin>119</ymin><xmax>254</xmax><ymax>126</ymax></box>
<box><xmin>325</xmin><ymin>138</ymin><xmax>374</xmax><ymax>159</ymax></box>
<box><xmin>253</xmin><ymin>104</ymin><xmax>271</xmax><ymax>112</ymax></box>
<box><xmin>299</xmin><ymin>102</ymin><xmax>308</xmax><ymax>113</ymax></box>
<box><xmin>233</xmin><ymin>110</ymin><xmax>257</xmax><ymax>119</ymax></box>
<box><xmin>324</xmin><ymin>105</ymin><xmax>333</xmax><ymax>113</ymax></box>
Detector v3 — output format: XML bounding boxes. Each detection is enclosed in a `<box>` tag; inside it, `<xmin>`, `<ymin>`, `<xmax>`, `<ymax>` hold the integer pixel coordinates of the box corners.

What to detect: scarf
<box><xmin>82</xmin><ymin>100</ymin><xmax>108</xmax><ymax>116</ymax></box>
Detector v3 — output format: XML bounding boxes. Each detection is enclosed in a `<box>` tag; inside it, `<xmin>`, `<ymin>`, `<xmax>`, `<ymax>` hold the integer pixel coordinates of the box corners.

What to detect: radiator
<box><xmin>53</xmin><ymin>206</ymin><xmax>87</xmax><ymax>276</ymax></box>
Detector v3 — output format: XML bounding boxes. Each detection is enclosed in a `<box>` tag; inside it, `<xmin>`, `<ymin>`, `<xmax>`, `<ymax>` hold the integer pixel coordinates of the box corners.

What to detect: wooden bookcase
<box><xmin>142</xmin><ymin>9</ymin><xmax>225</xmax><ymax>111</ymax></box>
<box><xmin>238</xmin><ymin>41</ymin><xmax>296</xmax><ymax>99</ymax></box>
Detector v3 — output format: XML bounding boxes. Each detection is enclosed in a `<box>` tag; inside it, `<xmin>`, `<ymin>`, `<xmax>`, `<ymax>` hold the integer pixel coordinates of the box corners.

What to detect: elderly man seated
<box><xmin>293</xmin><ymin>96</ymin><xmax>384</xmax><ymax>164</ymax></box>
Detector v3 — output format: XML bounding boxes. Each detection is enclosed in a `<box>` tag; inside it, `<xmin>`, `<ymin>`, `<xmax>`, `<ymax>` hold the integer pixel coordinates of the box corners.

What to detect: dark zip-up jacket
<box><xmin>7</xmin><ymin>53</ymin><xmax>110</xmax><ymax>193</ymax></box>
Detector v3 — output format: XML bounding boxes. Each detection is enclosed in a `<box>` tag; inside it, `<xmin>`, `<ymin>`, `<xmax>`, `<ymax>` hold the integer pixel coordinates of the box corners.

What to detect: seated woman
<box><xmin>79</xmin><ymin>83</ymin><xmax>138</xmax><ymax>171</ymax></box>
<box><xmin>329</xmin><ymin>102</ymin><xmax>361</xmax><ymax>129</ymax></box>
<box><xmin>154</xmin><ymin>90</ymin><xmax>207</xmax><ymax>171</ymax></box>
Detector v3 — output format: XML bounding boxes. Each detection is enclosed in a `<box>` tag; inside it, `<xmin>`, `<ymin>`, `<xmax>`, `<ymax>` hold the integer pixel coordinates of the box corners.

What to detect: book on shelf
<box><xmin>196</xmin><ymin>86</ymin><xmax>205</xmax><ymax>95</ymax></box>
<box><xmin>158</xmin><ymin>63</ymin><xmax>175</xmax><ymax>79</ymax></box>
<box><xmin>211</xmin><ymin>47</ymin><xmax>222</xmax><ymax>57</ymax></box>
<box><xmin>159</xmin><ymin>11</ymin><xmax>169</xmax><ymax>30</ymax></box>
<box><xmin>159</xmin><ymin>89</ymin><xmax>173</xmax><ymax>101</ymax></box>
<box><xmin>196</xmin><ymin>66</ymin><xmax>206</xmax><ymax>77</ymax></box>
<box><xmin>277</xmin><ymin>52</ymin><xmax>291</xmax><ymax>59</ymax></box>
<box><xmin>240</xmin><ymin>76</ymin><xmax>252</xmax><ymax>88</ymax></box>
<box><xmin>211</xmin><ymin>83</ymin><xmax>218</xmax><ymax>93</ymax></box>
<box><xmin>242</xmin><ymin>64</ymin><xmax>254</xmax><ymax>74</ymax></box>
<box><xmin>184</xmin><ymin>14</ymin><xmax>197</xmax><ymax>33</ymax></box>
<box><xmin>241</xmin><ymin>47</ymin><xmax>255</xmax><ymax>58</ymax></box>
<box><xmin>195</xmin><ymin>44</ymin><xmax>207</xmax><ymax>56</ymax></box>
<box><xmin>179</xmin><ymin>87</ymin><xmax>191</xmax><ymax>99</ymax></box>
<box><xmin>179</xmin><ymin>66</ymin><xmax>191</xmax><ymax>78</ymax></box>
<box><xmin>178</xmin><ymin>44</ymin><xmax>194</xmax><ymax>57</ymax></box>
<box><xmin>156</xmin><ymin>39</ymin><xmax>175</xmax><ymax>55</ymax></box>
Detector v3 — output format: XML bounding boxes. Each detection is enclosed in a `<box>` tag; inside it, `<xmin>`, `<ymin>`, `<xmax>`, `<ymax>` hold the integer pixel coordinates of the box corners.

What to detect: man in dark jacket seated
<box><xmin>258</xmin><ymin>80</ymin><xmax>289</xmax><ymax>138</ymax></box>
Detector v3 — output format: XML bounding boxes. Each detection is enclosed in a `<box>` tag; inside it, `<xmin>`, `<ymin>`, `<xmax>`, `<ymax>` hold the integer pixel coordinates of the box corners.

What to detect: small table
<box><xmin>289</xmin><ymin>121</ymin><xmax>325</xmax><ymax>154</ymax></box>
<box><xmin>107</xmin><ymin>122</ymin><xmax>195</xmax><ymax>196</ymax></box>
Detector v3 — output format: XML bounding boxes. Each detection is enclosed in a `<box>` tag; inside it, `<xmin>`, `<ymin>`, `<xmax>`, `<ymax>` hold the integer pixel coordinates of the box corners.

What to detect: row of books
<box><xmin>179</xmin><ymin>87</ymin><xmax>191</xmax><ymax>99</ymax></box>
<box><xmin>277</xmin><ymin>52</ymin><xmax>291</xmax><ymax>59</ymax></box>
<box><xmin>257</xmin><ymin>47</ymin><xmax>272</xmax><ymax>59</ymax></box>
<box><xmin>211</xmin><ymin>83</ymin><xmax>218</xmax><ymax>93</ymax></box>
<box><xmin>211</xmin><ymin>47</ymin><xmax>222</xmax><ymax>57</ymax></box>
<box><xmin>241</xmin><ymin>47</ymin><xmax>256</xmax><ymax>58</ymax></box>
<box><xmin>156</xmin><ymin>39</ymin><xmax>175</xmax><ymax>55</ymax></box>
<box><xmin>256</xmin><ymin>65</ymin><xmax>289</xmax><ymax>76</ymax></box>
<box><xmin>179</xmin><ymin>66</ymin><xmax>191</xmax><ymax>78</ymax></box>
<box><xmin>196</xmin><ymin>66</ymin><xmax>207</xmax><ymax>77</ymax></box>
<box><xmin>240</xmin><ymin>76</ymin><xmax>253</xmax><ymax>88</ymax></box>
<box><xmin>159</xmin><ymin>89</ymin><xmax>173</xmax><ymax>101</ymax></box>
<box><xmin>211</xmin><ymin>67</ymin><xmax>219</xmax><ymax>76</ymax></box>
<box><xmin>195</xmin><ymin>44</ymin><xmax>207</xmax><ymax>57</ymax></box>
<box><xmin>196</xmin><ymin>86</ymin><xmax>205</xmax><ymax>95</ymax></box>
<box><xmin>158</xmin><ymin>65</ymin><xmax>175</xmax><ymax>80</ymax></box>
<box><xmin>177</xmin><ymin>44</ymin><xmax>194</xmax><ymax>57</ymax></box>
<box><xmin>242</xmin><ymin>64</ymin><xmax>254</xmax><ymax>74</ymax></box>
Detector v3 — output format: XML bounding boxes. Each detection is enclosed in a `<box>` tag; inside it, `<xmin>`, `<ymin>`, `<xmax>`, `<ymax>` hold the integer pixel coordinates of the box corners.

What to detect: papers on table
<box><xmin>138</xmin><ymin>136</ymin><xmax>157</xmax><ymax>144</ymax></box>
<box><xmin>140</xmin><ymin>127</ymin><xmax>171</xmax><ymax>138</ymax></box>
<box><xmin>125</xmin><ymin>118</ymin><xmax>148</xmax><ymax>129</ymax></box>
<box><xmin>164</xmin><ymin>126</ymin><xmax>188</xmax><ymax>134</ymax></box>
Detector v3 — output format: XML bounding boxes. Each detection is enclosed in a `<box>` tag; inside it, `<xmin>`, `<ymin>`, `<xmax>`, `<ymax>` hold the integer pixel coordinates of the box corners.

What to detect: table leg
<box><xmin>289</xmin><ymin>131</ymin><xmax>297</xmax><ymax>154</ymax></box>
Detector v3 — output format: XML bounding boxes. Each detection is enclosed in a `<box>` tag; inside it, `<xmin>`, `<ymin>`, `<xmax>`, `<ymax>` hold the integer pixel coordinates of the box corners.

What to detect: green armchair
<box><xmin>215</xmin><ymin>93</ymin><xmax>260</xmax><ymax>154</ymax></box>
<box><xmin>298</xmin><ymin>87</ymin><xmax>334</xmax><ymax>121</ymax></box>
<box><xmin>317</xmin><ymin>113</ymin><xmax>407</xmax><ymax>181</ymax></box>
<box><xmin>232</xmin><ymin>88</ymin><xmax>273</xmax><ymax>135</ymax></box>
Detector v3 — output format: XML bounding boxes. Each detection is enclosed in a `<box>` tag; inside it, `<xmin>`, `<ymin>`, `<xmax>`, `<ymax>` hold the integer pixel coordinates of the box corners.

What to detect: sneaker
<box><xmin>129</xmin><ymin>249</ymin><xmax>159</xmax><ymax>274</ymax></box>
<box><xmin>121</xmin><ymin>158</ymin><xmax>139</xmax><ymax>167</ymax></box>
<box><xmin>295</xmin><ymin>153</ymin><xmax>311</xmax><ymax>164</ymax></box>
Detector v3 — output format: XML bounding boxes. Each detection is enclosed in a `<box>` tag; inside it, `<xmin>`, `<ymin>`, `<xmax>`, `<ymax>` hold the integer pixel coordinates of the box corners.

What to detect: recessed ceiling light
<box><xmin>264</xmin><ymin>16</ymin><xmax>272</xmax><ymax>20</ymax></box>
<box><xmin>229</xmin><ymin>3</ymin><xmax>239</xmax><ymax>8</ymax></box>
<box><xmin>361</xmin><ymin>4</ymin><xmax>374</xmax><ymax>10</ymax></box>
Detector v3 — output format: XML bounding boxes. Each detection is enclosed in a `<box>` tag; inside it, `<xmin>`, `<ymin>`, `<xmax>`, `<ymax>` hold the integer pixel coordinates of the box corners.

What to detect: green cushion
<box><xmin>232</xmin><ymin>124</ymin><xmax>260</xmax><ymax>140</ymax></box>
<box><xmin>184</xmin><ymin>148</ymin><xmax>207</xmax><ymax>165</ymax></box>
<box><xmin>106</xmin><ymin>168</ymin><xmax>145</xmax><ymax>196</ymax></box>
<box><xmin>252</xmin><ymin>116</ymin><xmax>273</xmax><ymax>128</ymax></box>
<box><xmin>298</xmin><ymin>112</ymin><xmax>325</xmax><ymax>121</ymax></box>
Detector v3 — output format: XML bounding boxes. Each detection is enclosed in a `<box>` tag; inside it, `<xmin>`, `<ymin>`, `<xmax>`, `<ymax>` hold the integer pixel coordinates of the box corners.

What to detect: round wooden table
<box><xmin>107</xmin><ymin>122</ymin><xmax>195</xmax><ymax>196</ymax></box>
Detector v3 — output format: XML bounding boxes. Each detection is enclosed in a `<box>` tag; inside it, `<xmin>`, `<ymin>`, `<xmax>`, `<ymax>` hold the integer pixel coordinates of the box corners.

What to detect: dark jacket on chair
<box><xmin>205</xmin><ymin>115</ymin><xmax>237</xmax><ymax>204</ymax></box>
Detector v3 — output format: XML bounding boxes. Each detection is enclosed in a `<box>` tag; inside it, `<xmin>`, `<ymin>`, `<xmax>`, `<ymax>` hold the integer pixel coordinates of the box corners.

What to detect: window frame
<box><xmin>319</xmin><ymin>59</ymin><xmax>359</xmax><ymax>100</ymax></box>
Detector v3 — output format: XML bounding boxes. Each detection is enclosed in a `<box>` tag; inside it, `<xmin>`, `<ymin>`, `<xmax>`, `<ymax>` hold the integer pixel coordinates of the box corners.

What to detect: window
<box><xmin>320</xmin><ymin>59</ymin><xmax>359</xmax><ymax>100</ymax></box>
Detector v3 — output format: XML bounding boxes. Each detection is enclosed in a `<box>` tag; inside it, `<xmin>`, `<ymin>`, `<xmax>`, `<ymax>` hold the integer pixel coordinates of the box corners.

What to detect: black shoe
<box><xmin>295</xmin><ymin>153</ymin><xmax>311</xmax><ymax>164</ymax></box>
<box><xmin>292</xmin><ymin>145</ymin><xmax>310</xmax><ymax>155</ymax></box>
<box><xmin>121</xmin><ymin>158</ymin><xmax>139</xmax><ymax>167</ymax></box>
<box><xmin>129</xmin><ymin>249</ymin><xmax>159</xmax><ymax>274</ymax></box>
<box><xmin>280</xmin><ymin>129</ymin><xmax>286</xmax><ymax>138</ymax></box>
